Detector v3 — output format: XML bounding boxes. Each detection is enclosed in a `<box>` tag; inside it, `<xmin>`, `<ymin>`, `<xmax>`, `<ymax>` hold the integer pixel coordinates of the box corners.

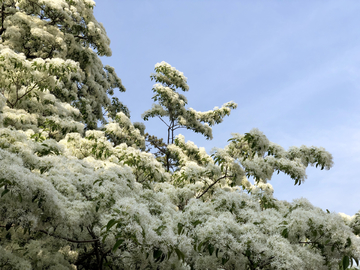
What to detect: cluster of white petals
<box><xmin>104</xmin><ymin>112</ymin><xmax>146</xmax><ymax>149</ymax></box>
<box><xmin>143</xmin><ymin>62</ymin><xmax>237</xmax><ymax>141</ymax></box>
<box><xmin>151</xmin><ymin>61</ymin><xmax>190</xmax><ymax>92</ymax></box>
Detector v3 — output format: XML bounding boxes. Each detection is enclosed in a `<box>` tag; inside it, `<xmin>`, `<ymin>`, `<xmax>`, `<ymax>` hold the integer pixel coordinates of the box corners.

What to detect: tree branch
<box><xmin>0</xmin><ymin>225</ymin><xmax>14</xmax><ymax>228</ymax></box>
<box><xmin>158</xmin><ymin>116</ymin><xmax>170</xmax><ymax>128</ymax></box>
<box><xmin>258</xmin><ymin>256</ymin><xmax>275</xmax><ymax>268</ymax></box>
<box><xmin>196</xmin><ymin>174</ymin><xmax>231</xmax><ymax>199</ymax></box>
<box><xmin>12</xmin><ymin>73</ymin><xmax>53</xmax><ymax>108</ymax></box>
<box><xmin>152</xmin><ymin>144</ymin><xmax>167</xmax><ymax>154</ymax></box>
<box><xmin>12</xmin><ymin>82</ymin><xmax>39</xmax><ymax>107</ymax></box>
<box><xmin>0</xmin><ymin>3</ymin><xmax>6</xmax><ymax>36</ymax></box>
<box><xmin>1</xmin><ymin>224</ymin><xmax>100</xmax><ymax>244</ymax></box>
<box><xmin>39</xmin><ymin>229</ymin><xmax>99</xmax><ymax>243</ymax></box>
<box><xmin>298</xmin><ymin>240</ymin><xmax>330</xmax><ymax>245</ymax></box>
<box><xmin>74</xmin><ymin>35</ymin><xmax>88</xmax><ymax>40</ymax></box>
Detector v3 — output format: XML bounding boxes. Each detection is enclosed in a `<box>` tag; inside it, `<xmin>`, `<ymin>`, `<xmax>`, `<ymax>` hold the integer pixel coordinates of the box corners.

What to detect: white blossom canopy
<box><xmin>0</xmin><ymin>1</ymin><xmax>359</xmax><ymax>269</ymax></box>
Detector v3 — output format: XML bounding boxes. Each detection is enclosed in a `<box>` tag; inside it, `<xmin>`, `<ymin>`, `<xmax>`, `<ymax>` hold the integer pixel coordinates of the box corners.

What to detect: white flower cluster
<box><xmin>224</xmin><ymin>128</ymin><xmax>333</xmax><ymax>185</ymax></box>
<box><xmin>104</xmin><ymin>112</ymin><xmax>146</xmax><ymax>149</ymax></box>
<box><xmin>151</xmin><ymin>61</ymin><xmax>190</xmax><ymax>91</ymax></box>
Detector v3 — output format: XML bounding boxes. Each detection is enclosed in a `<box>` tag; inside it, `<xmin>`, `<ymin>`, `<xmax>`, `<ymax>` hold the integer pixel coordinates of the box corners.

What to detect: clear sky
<box><xmin>94</xmin><ymin>1</ymin><xmax>360</xmax><ymax>216</ymax></box>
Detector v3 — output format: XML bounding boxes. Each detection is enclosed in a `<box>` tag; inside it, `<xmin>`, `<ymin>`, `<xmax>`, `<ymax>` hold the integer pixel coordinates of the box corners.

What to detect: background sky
<box><xmin>93</xmin><ymin>1</ymin><xmax>360</xmax><ymax>216</ymax></box>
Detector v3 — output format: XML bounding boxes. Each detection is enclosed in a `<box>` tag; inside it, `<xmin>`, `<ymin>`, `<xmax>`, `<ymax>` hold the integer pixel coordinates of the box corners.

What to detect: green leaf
<box><xmin>93</xmin><ymin>179</ymin><xmax>102</xmax><ymax>186</ymax></box>
<box><xmin>222</xmin><ymin>254</ymin><xmax>230</xmax><ymax>265</ymax></box>
<box><xmin>281</xmin><ymin>228</ymin><xmax>289</xmax><ymax>238</ymax></box>
<box><xmin>95</xmin><ymin>202</ymin><xmax>100</xmax><ymax>212</ymax></box>
<box><xmin>342</xmin><ymin>255</ymin><xmax>350</xmax><ymax>269</ymax></box>
<box><xmin>0</xmin><ymin>179</ymin><xmax>11</xmax><ymax>188</ymax></box>
<box><xmin>174</xmin><ymin>248</ymin><xmax>185</xmax><ymax>261</ymax></box>
<box><xmin>40</xmin><ymin>166</ymin><xmax>51</xmax><ymax>174</ymax></box>
<box><xmin>177</xmin><ymin>223</ymin><xmax>184</xmax><ymax>234</ymax></box>
<box><xmin>102</xmin><ymin>234</ymin><xmax>108</xmax><ymax>243</ymax></box>
<box><xmin>345</xmin><ymin>237</ymin><xmax>351</xmax><ymax>248</ymax></box>
<box><xmin>155</xmin><ymin>225</ymin><xmax>166</xmax><ymax>236</ymax></box>
<box><xmin>32</xmin><ymin>193</ymin><xmax>39</xmax><ymax>202</ymax></box>
<box><xmin>191</xmin><ymin>220</ymin><xmax>202</xmax><ymax>227</ymax></box>
<box><xmin>167</xmin><ymin>249</ymin><xmax>173</xmax><ymax>260</ymax></box>
<box><xmin>112</xmin><ymin>239</ymin><xmax>124</xmax><ymax>252</ymax></box>
<box><xmin>106</xmin><ymin>219</ymin><xmax>117</xmax><ymax>231</ymax></box>
<box><xmin>159</xmin><ymin>253</ymin><xmax>166</xmax><ymax>263</ymax></box>
<box><xmin>198</xmin><ymin>242</ymin><xmax>203</xmax><ymax>252</ymax></box>
<box><xmin>153</xmin><ymin>249</ymin><xmax>162</xmax><ymax>261</ymax></box>
<box><xmin>208</xmin><ymin>244</ymin><xmax>215</xmax><ymax>256</ymax></box>
<box><xmin>1</xmin><ymin>189</ymin><xmax>10</xmax><ymax>197</ymax></box>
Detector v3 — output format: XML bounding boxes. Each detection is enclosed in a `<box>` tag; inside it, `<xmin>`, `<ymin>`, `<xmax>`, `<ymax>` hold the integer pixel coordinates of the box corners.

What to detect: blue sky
<box><xmin>94</xmin><ymin>1</ymin><xmax>360</xmax><ymax>216</ymax></box>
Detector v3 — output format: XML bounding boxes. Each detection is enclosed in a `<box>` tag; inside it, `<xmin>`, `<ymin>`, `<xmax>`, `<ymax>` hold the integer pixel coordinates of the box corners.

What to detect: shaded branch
<box><xmin>1</xmin><ymin>224</ymin><xmax>100</xmax><ymax>244</ymax></box>
<box><xmin>0</xmin><ymin>3</ymin><xmax>7</xmax><ymax>36</ymax></box>
<box><xmin>0</xmin><ymin>225</ymin><xmax>14</xmax><ymax>228</ymax></box>
<box><xmin>258</xmin><ymin>256</ymin><xmax>275</xmax><ymax>268</ymax></box>
<box><xmin>39</xmin><ymin>229</ymin><xmax>99</xmax><ymax>244</ymax></box>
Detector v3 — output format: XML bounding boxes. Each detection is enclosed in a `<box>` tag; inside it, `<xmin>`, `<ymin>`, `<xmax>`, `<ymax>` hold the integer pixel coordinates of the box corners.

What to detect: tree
<box><xmin>0</xmin><ymin>1</ymin><xmax>359</xmax><ymax>269</ymax></box>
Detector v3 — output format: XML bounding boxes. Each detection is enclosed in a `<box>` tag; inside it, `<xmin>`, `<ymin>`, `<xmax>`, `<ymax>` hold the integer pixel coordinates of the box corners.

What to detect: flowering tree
<box><xmin>0</xmin><ymin>1</ymin><xmax>359</xmax><ymax>269</ymax></box>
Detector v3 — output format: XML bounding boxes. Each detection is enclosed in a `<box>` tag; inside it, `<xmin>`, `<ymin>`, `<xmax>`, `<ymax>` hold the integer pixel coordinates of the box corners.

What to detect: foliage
<box><xmin>0</xmin><ymin>1</ymin><xmax>359</xmax><ymax>269</ymax></box>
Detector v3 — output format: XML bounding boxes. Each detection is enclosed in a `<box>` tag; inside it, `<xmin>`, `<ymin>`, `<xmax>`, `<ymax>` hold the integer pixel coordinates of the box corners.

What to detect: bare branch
<box><xmin>158</xmin><ymin>116</ymin><xmax>170</xmax><ymax>127</ymax></box>
<box><xmin>173</xmin><ymin>126</ymin><xmax>186</xmax><ymax>130</ymax></box>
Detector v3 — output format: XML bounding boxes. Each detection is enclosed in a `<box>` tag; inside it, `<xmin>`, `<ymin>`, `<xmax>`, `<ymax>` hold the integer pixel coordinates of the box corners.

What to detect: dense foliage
<box><xmin>0</xmin><ymin>1</ymin><xmax>359</xmax><ymax>269</ymax></box>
